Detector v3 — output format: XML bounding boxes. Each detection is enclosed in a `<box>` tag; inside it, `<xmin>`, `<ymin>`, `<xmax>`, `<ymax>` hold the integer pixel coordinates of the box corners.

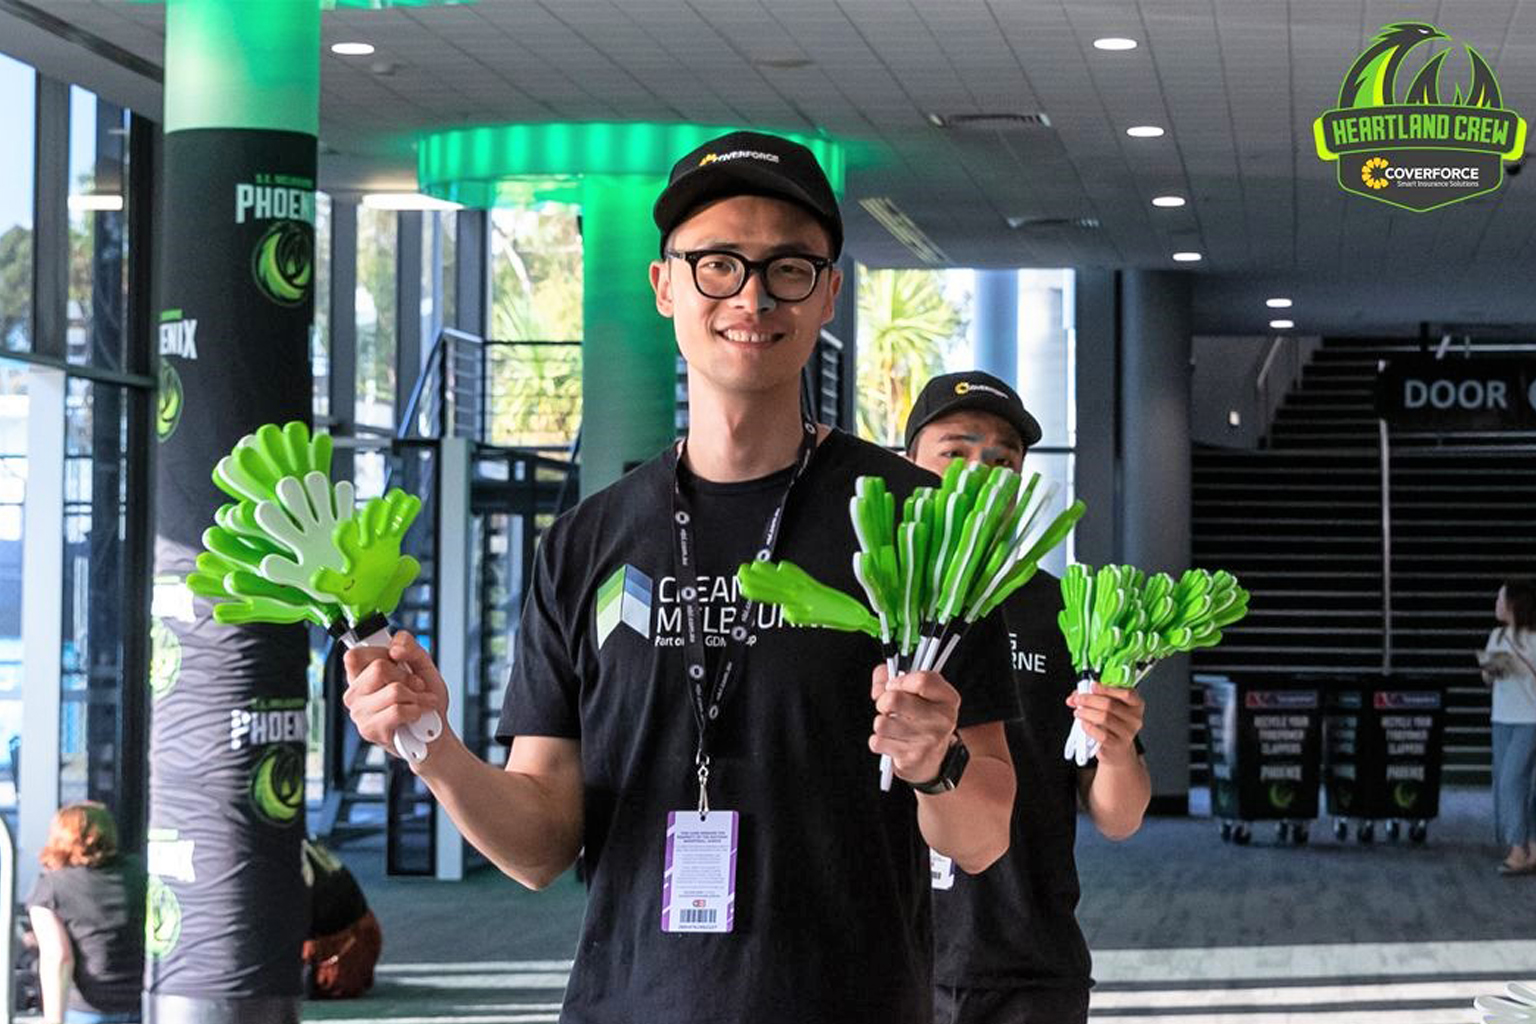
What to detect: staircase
<box><xmin>1191</xmin><ymin>336</ymin><xmax>1536</xmax><ymax>786</ymax></box>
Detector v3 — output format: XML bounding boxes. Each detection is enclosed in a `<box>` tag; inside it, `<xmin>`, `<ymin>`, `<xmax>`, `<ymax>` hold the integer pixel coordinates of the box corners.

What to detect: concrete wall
<box><xmin>1191</xmin><ymin>335</ymin><xmax>1322</xmax><ymax>448</ymax></box>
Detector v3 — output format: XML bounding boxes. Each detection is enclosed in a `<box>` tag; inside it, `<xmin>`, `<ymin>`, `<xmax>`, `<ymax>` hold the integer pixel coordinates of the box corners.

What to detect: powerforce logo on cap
<box><xmin>699</xmin><ymin>150</ymin><xmax>783</xmax><ymax>167</ymax></box>
<box><xmin>955</xmin><ymin>381</ymin><xmax>1010</xmax><ymax>399</ymax></box>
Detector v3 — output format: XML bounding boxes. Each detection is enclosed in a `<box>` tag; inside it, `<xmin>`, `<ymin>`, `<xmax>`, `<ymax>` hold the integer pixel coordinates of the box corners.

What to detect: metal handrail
<box><xmin>1254</xmin><ymin>333</ymin><xmax>1288</xmax><ymax>396</ymax></box>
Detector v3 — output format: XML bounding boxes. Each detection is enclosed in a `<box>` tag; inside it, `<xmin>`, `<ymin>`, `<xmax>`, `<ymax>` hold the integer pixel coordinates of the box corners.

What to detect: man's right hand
<box><xmin>342</xmin><ymin>630</ymin><xmax>448</xmax><ymax>755</ymax></box>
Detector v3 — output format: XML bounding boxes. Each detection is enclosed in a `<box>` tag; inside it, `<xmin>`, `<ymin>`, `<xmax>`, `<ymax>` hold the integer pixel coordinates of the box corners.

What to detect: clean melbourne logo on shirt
<box><xmin>593</xmin><ymin>563</ymin><xmax>790</xmax><ymax>651</ymax></box>
<box><xmin>595</xmin><ymin>565</ymin><xmax>655</xmax><ymax>648</ymax></box>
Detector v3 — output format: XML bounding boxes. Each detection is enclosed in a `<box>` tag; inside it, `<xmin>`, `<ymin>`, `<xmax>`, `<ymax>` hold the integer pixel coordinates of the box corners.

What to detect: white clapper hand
<box><xmin>1477</xmin><ymin>982</ymin><xmax>1536</xmax><ymax>1023</ymax></box>
<box><xmin>256</xmin><ymin>473</ymin><xmax>356</xmax><ymax>603</ymax></box>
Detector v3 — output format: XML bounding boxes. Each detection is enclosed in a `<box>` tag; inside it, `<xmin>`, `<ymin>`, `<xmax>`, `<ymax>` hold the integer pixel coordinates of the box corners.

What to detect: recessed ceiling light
<box><xmin>331</xmin><ymin>42</ymin><xmax>375</xmax><ymax>56</ymax></box>
<box><xmin>362</xmin><ymin>193</ymin><xmax>462</xmax><ymax>211</ymax></box>
<box><xmin>1093</xmin><ymin>37</ymin><xmax>1138</xmax><ymax>51</ymax></box>
<box><xmin>1151</xmin><ymin>195</ymin><xmax>1186</xmax><ymax>208</ymax></box>
<box><xmin>1266</xmin><ymin>297</ymin><xmax>1293</xmax><ymax>308</ymax></box>
<box><xmin>1126</xmin><ymin>125</ymin><xmax>1165</xmax><ymax>138</ymax></box>
<box><xmin>1269</xmin><ymin>319</ymin><xmax>1294</xmax><ymax>329</ymax></box>
<box><xmin>1171</xmin><ymin>251</ymin><xmax>1202</xmax><ymax>262</ymax></box>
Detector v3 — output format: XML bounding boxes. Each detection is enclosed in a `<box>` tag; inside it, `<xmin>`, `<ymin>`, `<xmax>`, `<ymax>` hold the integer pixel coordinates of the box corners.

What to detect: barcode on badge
<box><xmin>679</xmin><ymin>908</ymin><xmax>717</xmax><ymax>925</ymax></box>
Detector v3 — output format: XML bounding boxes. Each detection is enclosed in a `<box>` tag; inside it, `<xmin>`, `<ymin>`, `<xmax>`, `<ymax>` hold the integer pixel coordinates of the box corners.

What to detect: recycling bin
<box><xmin>1323</xmin><ymin>675</ymin><xmax>1444</xmax><ymax>844</ymax></box>
<box><xmin>1199</xmin><ymin>673</ymin><xmax>1322</xmax><ymax>846</ymax></box>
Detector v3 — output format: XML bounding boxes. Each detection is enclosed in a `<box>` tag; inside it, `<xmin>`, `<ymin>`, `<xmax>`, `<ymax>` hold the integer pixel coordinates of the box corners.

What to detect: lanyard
<box><xmin>671</xmin><ymin>421</ymin><xmax>818</xmax><ymax>816</ymax></box>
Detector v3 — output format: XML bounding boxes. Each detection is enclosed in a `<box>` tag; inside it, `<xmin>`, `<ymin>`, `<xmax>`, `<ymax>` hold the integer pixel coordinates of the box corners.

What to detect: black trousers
<box><xmin>934</xmin><ymin>984</ymin><xmax>1089</xmax><ymax>1024</ymax></box>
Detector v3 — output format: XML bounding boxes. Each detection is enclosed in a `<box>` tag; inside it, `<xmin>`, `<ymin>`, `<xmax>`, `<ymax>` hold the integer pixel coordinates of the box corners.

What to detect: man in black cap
<box><xmin>343</xmin><ymin>132</ymin><xmax>1019</xmax><ymax>1024</ymax></box>
<box><xmin>905</xmin><ymin>371</ymin><xmax>1150</xmax><ymax>1024</ymax></box>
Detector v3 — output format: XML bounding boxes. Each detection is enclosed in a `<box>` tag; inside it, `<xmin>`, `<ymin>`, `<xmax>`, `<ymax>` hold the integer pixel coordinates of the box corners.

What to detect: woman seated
<box><xmin>26</xmin><ymin>801</ymin><xmax>146</xmax><ymax>1024</ymax></box>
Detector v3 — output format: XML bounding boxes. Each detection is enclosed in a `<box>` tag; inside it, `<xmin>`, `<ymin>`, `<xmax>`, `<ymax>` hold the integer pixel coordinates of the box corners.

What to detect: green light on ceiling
<box><xmin>321</xmin><ymin>1</ymin><xmax>475</xmax><ymax>8</ymax></box>
<box><xmin>163</xmin><ymin>0</ymin><xmax>319</xmax><ymax>134</ymax></box>
<box><xmin>416</xmin><ymin>122</ymin><xmax>846</xmax><ymax>209</ymax></box>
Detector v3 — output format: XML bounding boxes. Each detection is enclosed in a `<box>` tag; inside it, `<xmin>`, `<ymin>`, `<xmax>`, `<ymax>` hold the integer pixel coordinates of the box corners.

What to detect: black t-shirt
<box><xmin>498</xmin><ymin>429</ymin><xmax>1018</xmax><ymax>1024</ymax></box>
<box><xmin>932</xmin><ymin>570</ymin><xmax>1093</xmax><ymax>990</ymax></box>
<box><xmin>26</xmin><ymin>856</ymin><xmax>148</xmax><ymax>1014</ymax></box>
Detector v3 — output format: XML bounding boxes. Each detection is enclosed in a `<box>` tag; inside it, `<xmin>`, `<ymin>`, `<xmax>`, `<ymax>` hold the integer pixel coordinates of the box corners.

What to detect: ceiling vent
<box><xmin>928</xmin><ymin>112</ymin><xmax>1052</xmax><ymax>131</ymax></box>
<box><xmin>1006</xmin><ymin>215</ymin><xmax>1100</xmax><ymax>230</ymax></box>
<box><xmin>858</xmin><ymin>197</ymin><xmax>950</xmax><ymax>265</ymax></box>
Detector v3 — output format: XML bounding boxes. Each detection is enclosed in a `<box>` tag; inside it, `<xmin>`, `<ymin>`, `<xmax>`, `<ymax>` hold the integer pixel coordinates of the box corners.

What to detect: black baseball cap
<box><xmin>653</xmin><ymin>130</ymin><xmax>843</xmax><ymax>258</ymax></box>
<box><xmin>903</xmin><ymin>371</ymin><xmax>1044</xmax><ymax>452</ymax></box>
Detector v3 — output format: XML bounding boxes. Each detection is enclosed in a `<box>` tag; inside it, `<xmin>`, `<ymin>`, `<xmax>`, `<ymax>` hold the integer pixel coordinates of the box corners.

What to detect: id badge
<box><xmin>930</xmin><ymin>848</ymin><xmax>956</xmax><ymax>890</ymax></box>
<box><xmin>661</xmin><ymin>809</ymin><xmax>739</xmax><ymax>933</ymax></box>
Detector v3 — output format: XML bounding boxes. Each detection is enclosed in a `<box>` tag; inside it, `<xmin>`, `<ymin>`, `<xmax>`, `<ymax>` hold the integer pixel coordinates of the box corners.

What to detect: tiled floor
<box><xmin>316</xmin><ymin>786</ymin><xmax>1534</xmax><ymax>1022</ymax></box>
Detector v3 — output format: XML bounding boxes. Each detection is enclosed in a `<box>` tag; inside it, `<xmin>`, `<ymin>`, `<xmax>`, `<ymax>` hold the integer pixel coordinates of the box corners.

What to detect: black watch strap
<box><xmin>910</xmin><ymin>733</ymin><xmax>969</xmax><ymax>795</ymax></box>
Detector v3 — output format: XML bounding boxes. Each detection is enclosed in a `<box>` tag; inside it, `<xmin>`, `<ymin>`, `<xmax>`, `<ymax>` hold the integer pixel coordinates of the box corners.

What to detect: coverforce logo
<box><xmin>1313</xmin><ymin>22</ymin><xmax>1527</xmax><ymax>211</ymax></box>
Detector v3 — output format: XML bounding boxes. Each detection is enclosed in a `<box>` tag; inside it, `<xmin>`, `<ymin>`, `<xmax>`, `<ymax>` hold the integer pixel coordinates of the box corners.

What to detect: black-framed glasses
<box><xmin>664</xmin><ymin>248</ymin><xmax>834</xmax><ymax>303</ymax></box>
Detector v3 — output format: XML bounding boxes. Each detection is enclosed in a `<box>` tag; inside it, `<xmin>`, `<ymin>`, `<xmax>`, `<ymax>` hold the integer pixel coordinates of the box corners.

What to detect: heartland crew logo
<box><xmin>1314</xmin><ymin>22</ymin><xmax>1527</xmax><ymax>210</ymax></box>
<box><xmin>596</xmin><ymin>565</ymin><xmax>654</xmax><ymax>648</ymax></box>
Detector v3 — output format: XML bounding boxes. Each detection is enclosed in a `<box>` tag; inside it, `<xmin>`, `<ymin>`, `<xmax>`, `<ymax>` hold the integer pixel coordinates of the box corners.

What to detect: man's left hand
<box><xmin>870</xmin><ymin>665</ymin><xmax>961</xmax><ymax>784</ymax></box>
<box><xmin>1067</xmin><ymin>683</ymin><xmax>1144</xmax><ymax>764</ymax></box>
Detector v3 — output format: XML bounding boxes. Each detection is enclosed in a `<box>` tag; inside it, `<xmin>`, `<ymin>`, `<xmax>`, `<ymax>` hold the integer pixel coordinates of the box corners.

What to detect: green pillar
<box><xmin>151</xmin><ymin>3</ymin><xmax>318</xmax><ymax>1022</ymax></box>
<box><xmin>578</xmin><ymin>175</ymin><xmax>673</xmax><ymax>492</ymax></box>
<box><xmin>416</xmin><ymin>123</ymin><xmax>846</xmax><ymax>495</ymax></box>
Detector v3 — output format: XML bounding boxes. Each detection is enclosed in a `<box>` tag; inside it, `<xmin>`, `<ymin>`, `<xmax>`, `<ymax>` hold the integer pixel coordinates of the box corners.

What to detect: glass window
<box><xmin>489</xmin><ymin>206</ymin><xmax>582</xmax><ymax>342</ymax></box>
<box><xmin>355</xmin><ymin>206</ymin><xmax>397</xmax><ymax>432</ymax></box>
<box><xmin>0</xmin><ymin>360</ymin><xmax>25</xmax><ymax>811</ymax></box>
<box><xmin>66</xmin><ymin>87</ymin><xmax>131</xmax><ymax>371</ymax></box>
<box><xmin>0</xmin><ymin>57</ymin><xmax>34</xmax><ymax>354</ymax></box>
<box><xmin>312</xmin><ymin>192</ymin><xmax>331</xmax><ymax>422</ymax></box>
<box><xmin>60</xmin><ymin>375</ymin><xmax>131</xmax><ymax>809</ymax></box>
<box><xmin>854</xmin><ymin>267</ymin><xmax>970</xmax><ymax>447</ymax></box>
<box><xmin>439</xmin><ymin>211</ymin><xmax>458</xmax><ymax>331</ymax></box>
<box><xmin>1017</xmin><ymin>269</ymin><xmax>1075</xmax><ymax>449</ymax></box>
<box><xmin>487</xmin><ymin>207</ymin><xmax>583</xmax><ymax>449</ymax></box>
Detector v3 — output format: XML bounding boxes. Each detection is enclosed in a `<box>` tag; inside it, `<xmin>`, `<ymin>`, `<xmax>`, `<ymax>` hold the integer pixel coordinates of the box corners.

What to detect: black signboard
<box><xmin>1324</xmin><ymin>680</ymin><xmax>1444</xmax><ymax>821</ymax></box>
<box><xmin>1377</xmin><ymin>356</ymin><xmax>1536</xmax><ymax>431</ymax></box>
<box><xmin>1202</xmin><ymin>675</ymin><xmax>1322</xmax><ymax>822</ymax></box>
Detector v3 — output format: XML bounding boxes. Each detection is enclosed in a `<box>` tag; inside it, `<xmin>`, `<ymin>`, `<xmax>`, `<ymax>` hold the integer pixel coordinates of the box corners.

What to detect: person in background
<box><xmin>904</xmin><ymin>371</ymin><xmax>1151</xmax><ymax>1024</ymax></box>
<box><xmin>26</xmin><ymin>802</ymin><xmax>145</xmax><ymax>1024</ymax></box>
<box><xmin>301</xmin><ymin>837</ymin><xmax>382</xmax><ymax>999</ymax></box>
<box><xmin>1479</xmin><ymin>578</ymin><xmax>1536</xmax><ymax>875</ymax></box>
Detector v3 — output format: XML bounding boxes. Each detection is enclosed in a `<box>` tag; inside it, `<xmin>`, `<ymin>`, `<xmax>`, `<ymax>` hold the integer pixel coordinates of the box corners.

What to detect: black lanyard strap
<box><xmin>671</xmin><ymin>421</ymin><xmax>818</xmax><ymax>803</ymax></box>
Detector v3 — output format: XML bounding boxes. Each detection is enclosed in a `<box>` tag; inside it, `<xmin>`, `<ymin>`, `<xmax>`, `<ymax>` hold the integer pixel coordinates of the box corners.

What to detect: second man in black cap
<box><xmin>905</xmin><ymin>370</ymin><xmax>1151</xmax><ymax>1024</ymax></box>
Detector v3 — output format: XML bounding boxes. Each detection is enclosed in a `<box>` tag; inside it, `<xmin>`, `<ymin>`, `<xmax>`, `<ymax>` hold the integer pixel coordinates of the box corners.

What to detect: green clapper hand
<box><xmin>312</xmin><ymin>489</ymin><xmax>423</xmax><ymax>625</ymax></box>
<box><xmin>212</xmin><ymin>421</ymin><xmax>333</xmax><ymax>506</ymax></box>
<box><xmin>1060</xmin><ymin>563</ymin><xmax>1250</xmax><ymax>765</ymax></box>
<box><xmin>254</xmin><ymin>472</ymin><xmax>357</xmax><ymax>603</ymax></box>
<box><xmin>736</xmin><ymin>561</ymin><xmax>880</xmax><ymax>637</ymax></box>
<box><xmin>187</xmin><ymin>527</ymin><xmax>338</xmax><ymax>628</ymax></box>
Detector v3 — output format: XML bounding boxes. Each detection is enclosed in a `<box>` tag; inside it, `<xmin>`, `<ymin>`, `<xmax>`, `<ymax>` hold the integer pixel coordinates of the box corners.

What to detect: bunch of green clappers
<box><xmin>185</xmin><ymin>421</ymin><xmax>439</xmax><ymax>761</ymax></box>
<box><xmin>1058</xmin><ymin>564</ymin><xmax>1249</xmax><ymax>765</ymax></box>
<box><xmin>740</xmin><ymin>459</ymin><xmax>1086</xmax><ymax>789</ymax></box>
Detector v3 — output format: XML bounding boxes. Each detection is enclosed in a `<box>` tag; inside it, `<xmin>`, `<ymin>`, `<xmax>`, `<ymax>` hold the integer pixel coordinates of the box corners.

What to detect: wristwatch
<box><xmin>909</xmin><ymin>733</ymin><xmax>969</xmax><ymax>794</ymax></box>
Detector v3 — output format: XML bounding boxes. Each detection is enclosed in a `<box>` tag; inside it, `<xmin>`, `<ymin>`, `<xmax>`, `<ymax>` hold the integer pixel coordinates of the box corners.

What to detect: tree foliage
<box><xmin>855</xmin><ymin>268</ymin><xmax>966</xmax><ymax>446</ymax></box>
